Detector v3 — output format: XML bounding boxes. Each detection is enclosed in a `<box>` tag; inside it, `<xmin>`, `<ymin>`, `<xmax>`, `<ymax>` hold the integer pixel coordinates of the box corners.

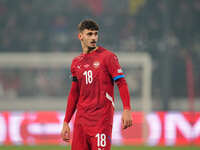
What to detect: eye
<box><xmin>87</xmin><ymin>32</ymin><xmax>93</xmax><ymax>36</ymax></box>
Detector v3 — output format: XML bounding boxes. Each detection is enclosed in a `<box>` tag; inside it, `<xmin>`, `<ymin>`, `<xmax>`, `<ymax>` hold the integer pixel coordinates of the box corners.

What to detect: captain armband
<box><xmin>113</xmin><ymin>75</ymin><xmax>125</xmax><ymax>81</ymax></box>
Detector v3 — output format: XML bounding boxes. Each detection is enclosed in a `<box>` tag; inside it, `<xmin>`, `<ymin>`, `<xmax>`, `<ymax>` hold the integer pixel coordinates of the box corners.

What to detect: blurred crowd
<box><xmin>0</xmin><ymin>0</ymin><xmax>200</xmax><ymax>99</ymax></box>
<box><xmin>0</xmin><ymin>0</ymin><xmax>199</xmax><ymax>53</ymax></box>
<box><xmin>0</xmin><ymin>68</ymin><xmax>69</xmax><ymax>98</ymax></box>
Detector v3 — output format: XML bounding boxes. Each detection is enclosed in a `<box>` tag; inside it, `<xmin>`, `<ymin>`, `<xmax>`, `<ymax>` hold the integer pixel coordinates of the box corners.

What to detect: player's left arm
<box><xmin>105</xmin><ymin>52</ymin><xmax>133</xmax><ymax>129</ymax></box>
<box><xmin>115</xmin><ymin>78</ymin><xmax>133</xmax><ymax>129</ymax></box>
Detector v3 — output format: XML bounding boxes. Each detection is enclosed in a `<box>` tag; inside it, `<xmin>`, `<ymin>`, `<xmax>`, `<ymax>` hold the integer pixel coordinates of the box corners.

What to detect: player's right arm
<box><xmin>61</xmin><ymin>80</ymin><xmax>79</xmax><ymax>142</ymax></box>
<box><xmin>61</xmin><ymin>60</ymin><xmax>79</xmax><ymax>142</ymax></box>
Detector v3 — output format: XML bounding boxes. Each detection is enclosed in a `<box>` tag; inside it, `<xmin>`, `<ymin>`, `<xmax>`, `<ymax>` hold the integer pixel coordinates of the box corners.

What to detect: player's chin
<box><xmin>88</xmin><ymin>46</ymin><xmax>96</xmax><ymax>50</ymax></box>
<box><xmin>90</xmin><ymin>43</ymin><xmax>96</xmax><ymax>47</ymax></box>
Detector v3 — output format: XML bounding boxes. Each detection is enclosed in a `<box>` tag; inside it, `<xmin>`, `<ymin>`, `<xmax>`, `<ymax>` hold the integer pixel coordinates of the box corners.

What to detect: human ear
<box><xmin>78</xmin><ymin>33</ymin><xmax>81</xmax><ymax>40</ymax></box>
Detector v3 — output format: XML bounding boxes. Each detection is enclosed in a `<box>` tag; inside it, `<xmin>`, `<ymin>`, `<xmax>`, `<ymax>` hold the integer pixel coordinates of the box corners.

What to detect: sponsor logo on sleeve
<box><xmin>117</xmin><ymin>69</ymin><xmax>123</xmax><ymax>73</ymax></box>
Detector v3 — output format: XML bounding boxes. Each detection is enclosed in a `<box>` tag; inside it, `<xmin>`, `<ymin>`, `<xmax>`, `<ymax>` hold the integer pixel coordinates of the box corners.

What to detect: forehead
<box><xmin>81</xmin><ymin>29</ymin><xmax>98</xmax><ymax>34</ymax></box>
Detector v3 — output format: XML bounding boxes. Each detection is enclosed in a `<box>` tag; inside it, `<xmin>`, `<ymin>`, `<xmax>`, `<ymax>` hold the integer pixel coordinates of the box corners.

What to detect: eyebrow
<box><xmin>87</xmin><ymin>31</ymin><xmax>98</xmax><ymax>35</ymax></box>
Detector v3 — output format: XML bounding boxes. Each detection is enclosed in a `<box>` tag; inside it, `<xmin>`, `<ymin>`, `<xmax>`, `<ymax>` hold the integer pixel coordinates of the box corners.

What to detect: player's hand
<box><xmin>61</xmin><ymin>121</ymin><xmax>70</xmax><ymax>143</ymax></box>
<box><xmin>122</xmin><ymin>109</ymin><xmax>133</xmax><ymax>129</ymax></box>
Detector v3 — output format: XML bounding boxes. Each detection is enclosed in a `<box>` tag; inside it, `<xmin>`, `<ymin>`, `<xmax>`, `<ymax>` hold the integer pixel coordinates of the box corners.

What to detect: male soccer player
<box><xmin>61</xmin><ymin>19</ymin><xmax>132</xmax><ymax>150</ymax></box>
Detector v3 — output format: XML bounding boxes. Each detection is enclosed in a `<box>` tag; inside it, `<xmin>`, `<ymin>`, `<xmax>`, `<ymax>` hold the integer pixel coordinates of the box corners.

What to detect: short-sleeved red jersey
<box><xmin>70</xmin><ymin>47</ymin><xmax>124</xmax><ymax>135</ymax></box>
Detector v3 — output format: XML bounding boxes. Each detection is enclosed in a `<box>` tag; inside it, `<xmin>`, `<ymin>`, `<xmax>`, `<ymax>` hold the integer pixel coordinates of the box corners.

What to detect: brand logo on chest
<box><xmin>77</xmin><ymin>65</ymin><xmax>81</xmax><ymax>69</ymax></box>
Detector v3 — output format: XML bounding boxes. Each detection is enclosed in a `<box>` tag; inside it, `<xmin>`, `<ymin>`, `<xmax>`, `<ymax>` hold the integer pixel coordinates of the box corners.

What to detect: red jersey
<box><xmin>70</xmin><ymin>46</ymin><xmax>125</xmax><ymax>134</ymax></box>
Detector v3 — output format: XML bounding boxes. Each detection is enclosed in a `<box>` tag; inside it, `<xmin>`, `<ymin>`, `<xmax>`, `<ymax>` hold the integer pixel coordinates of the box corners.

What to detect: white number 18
<box><xmin>95</xmin><ymin>133</ymin><xmax>106</xmax><ymax>147</ymax></box>
<box><xmin>83</xmin><ymin>70</ymin><xmax>93</xmax><ymax>85</ymax></box>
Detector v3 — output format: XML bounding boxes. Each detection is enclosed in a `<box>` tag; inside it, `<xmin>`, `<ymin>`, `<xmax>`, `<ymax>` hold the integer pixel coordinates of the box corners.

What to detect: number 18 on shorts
<box><xmin>93</xmin><ymin>132</ymin><xmax>111</xmax><ymax>150</ymax></box>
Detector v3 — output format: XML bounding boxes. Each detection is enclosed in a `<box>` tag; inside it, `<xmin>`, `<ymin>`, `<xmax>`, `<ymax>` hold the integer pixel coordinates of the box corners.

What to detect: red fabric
<box><xmin>116</xmin><ymin>78</ymin><xmax>131</xmax><ymax>110</ymax></box>
<box><xmin>105</xmin><ymin>52</ymin><xmax>124</xmax><ymax>79</ymax></box>
<box><xmin>69</xmin><ymin>47</ymin><xmax>122</xmax><ymax>130</ymax></box>
<box><xmin>72</xmin><ymin>123</ymin><xmax>112</xmax><ymax>150</ymax></box>
<box><xmin>64</xmin><ymin>81</ymin><xmax>79</xmax><ymax>123</ymax></box>
<box><xmin>64</xmin><ymin>47</ymin><xmax>131</xmax><ymax>136</ymax></box>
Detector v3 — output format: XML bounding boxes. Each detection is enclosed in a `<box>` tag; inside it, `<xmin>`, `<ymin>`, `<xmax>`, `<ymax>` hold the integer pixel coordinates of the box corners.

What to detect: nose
<box><xmin>91</xmin><ymin>34</ymin><xmax>97</xmax><ymax>39</ymax></box>
<box><xmin>92</xmin><ymin>34</ymin><xmax>98</xmax><ymax>41</ymax></box>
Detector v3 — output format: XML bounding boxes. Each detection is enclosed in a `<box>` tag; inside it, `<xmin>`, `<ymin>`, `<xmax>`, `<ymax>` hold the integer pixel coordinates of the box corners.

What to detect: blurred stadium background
<box><xmin>0</xmin><ymin>0</ymin><xmax>200</xmax><ymax>149</ymax></box>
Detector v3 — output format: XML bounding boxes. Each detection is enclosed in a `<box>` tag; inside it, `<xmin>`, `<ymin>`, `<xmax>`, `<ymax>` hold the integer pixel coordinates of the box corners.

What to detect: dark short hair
<box><xmin>78</xmin><ymin>19</ymin><xmax>99</xmax><ymax>32</ymax></box>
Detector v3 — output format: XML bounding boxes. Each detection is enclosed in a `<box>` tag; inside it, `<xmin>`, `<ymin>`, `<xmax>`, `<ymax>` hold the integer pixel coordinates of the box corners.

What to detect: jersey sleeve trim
<box><xmin>113</xmin><ymin>75</ymin><xmax>125</xmax><ymax>81</ymax></box>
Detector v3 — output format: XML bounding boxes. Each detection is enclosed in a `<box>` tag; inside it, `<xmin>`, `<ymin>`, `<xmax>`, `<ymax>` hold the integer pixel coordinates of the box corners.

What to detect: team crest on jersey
<box><xmin>93</xmin><ymin>61</ymin><xmax>100</xmax><ymax>68</ymax></box>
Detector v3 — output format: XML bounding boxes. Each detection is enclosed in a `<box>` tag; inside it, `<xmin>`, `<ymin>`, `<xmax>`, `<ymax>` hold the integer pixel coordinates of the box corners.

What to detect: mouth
<box><xmin>91</xmin><ymin>40</ymin><xmax>96</xmax><ymax>44</ymax></box>
<box><xmin>91</xmin><ymin>43</ymin><xmax>96</xmax><ymax>46</ymax></box>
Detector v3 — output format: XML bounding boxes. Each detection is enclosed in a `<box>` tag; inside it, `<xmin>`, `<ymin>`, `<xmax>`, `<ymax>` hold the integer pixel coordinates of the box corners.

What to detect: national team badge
<box><xmin>93</xmin><ymin>61</ymin><xmax>100</xmax><ymax>68</ymax></box>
